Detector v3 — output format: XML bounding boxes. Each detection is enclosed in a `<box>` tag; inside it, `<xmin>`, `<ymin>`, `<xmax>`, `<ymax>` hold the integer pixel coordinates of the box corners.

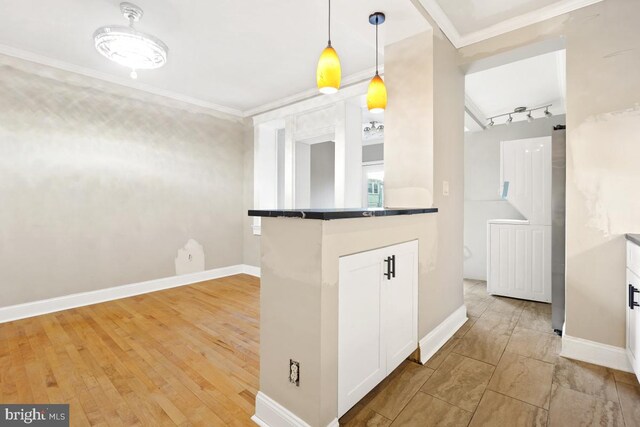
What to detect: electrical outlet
<box><xmin>289</xmin><ymin>359</ymin><xmax>300</xmax><ymax>386</ymax></box>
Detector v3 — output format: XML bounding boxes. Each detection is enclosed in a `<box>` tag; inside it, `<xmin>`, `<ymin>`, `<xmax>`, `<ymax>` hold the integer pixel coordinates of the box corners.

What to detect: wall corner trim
<box><xmin>0</xmin><ymin>264</ymin><xmax>260</xmax><ymax>324</ymax></box>
<box><xmin>252</xmin><ymin>391</ymin><xmax>338</xmax><ymax>427</ymax></box>
<box><xmin>419</xmin><ymin>305</ymin><xmax>468</xmax><ymax>364</ymax></box>
<box><xmin>561</xmin><ymin>334</ymin><xmax>633</xmax><ymax>373</ymax></box>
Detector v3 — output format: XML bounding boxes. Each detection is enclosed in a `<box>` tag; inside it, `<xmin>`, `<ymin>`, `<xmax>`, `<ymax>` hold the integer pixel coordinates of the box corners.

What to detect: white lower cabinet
<box><xmin>626</xmin><ymin>240</ymin><xmax>640</xmax><ymax>380</ymax></box>
<box><xmin>338</xmin><ymin>240</ymin><xmax>418</xmax><ymax>417</ymax></box>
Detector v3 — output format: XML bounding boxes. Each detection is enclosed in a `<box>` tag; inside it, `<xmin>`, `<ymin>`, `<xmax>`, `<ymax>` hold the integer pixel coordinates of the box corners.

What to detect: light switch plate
<box><xmin>443</xmin><ymin>181</ymin><xmax>450</xmax><ymax>196</ymax></box>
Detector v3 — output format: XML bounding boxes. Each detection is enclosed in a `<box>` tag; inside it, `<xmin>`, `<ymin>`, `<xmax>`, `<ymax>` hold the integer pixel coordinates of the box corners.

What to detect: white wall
<box><xmin>295</xmin><ymin>142</ymin><xmax>311</xmax><ymax>208</ymax></box>
<box><xmin>464</xmin><ymin>115</ymin><xmax>565</xmax><ymax>279</ymax></box>
<box><xmin>363</xmin><ymin>143</ymin><xmax>384</xmax><ymax>163</ymax></box>
<box><xmin>276</xmin><ymin>129</ymin><xmax>286</xmax><ymax>209</ymax></box>
<box><xmin>310</xmin><ymin>141</ymin><xmax>336</xmax><ymax>208</ymax></box>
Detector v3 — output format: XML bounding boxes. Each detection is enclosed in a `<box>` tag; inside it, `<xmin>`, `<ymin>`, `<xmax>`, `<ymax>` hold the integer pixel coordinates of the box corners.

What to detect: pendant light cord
<box><xmin>328</xmin><ymin>0</ymin><xmax>331</xmax><ymax>46</ymax></box>
<box><xmin>375</xmin><ymin>18</ymin><xmax>379</xmax><ymax>75</ymax></box>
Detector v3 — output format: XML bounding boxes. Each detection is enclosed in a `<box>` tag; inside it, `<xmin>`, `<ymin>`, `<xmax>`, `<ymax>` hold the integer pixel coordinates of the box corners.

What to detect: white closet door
<box><xmin>338</xmin><ymin>248</ymin><xmax>386</xmax><ymax>417</ymax></box>
<box><xmin>488</xmin><ymin>222</ymin><xmax>551</xmax><ymax>303</ymax></box>
<box><xmin>383</xmin><ymin>240</ymin><xmax>419</xmax><ymax>373</ymax></box>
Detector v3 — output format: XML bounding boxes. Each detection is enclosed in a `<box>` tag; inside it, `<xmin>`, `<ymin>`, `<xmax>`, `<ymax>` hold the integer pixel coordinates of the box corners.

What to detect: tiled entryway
<box><xmin>339</xmin><ymin>279</ymin><xmax>640</xmax><ymax>426</ymax></box>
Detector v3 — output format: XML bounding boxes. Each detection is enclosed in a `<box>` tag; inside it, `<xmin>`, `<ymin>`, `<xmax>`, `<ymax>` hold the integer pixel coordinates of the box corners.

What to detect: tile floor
<box><xmin>339</xmin><ymin>279</ymin><xmax>640</xmax><ymax>427</ymax></box>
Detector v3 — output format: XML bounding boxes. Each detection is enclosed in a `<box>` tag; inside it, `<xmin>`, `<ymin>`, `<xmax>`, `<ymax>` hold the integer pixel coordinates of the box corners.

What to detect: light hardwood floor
<box><xmin>0</xmin><ymin>274</ymin><xmax>259</xmax><ymax>427</ymax></box>
<box><xmin>3</xmin><ymin>275</ymin><xmax>640</xmax><ymax>426</ymax></box>
<box><xmin>340</xmin><ymin>279</ymin><xmax>640</xmax><ymax>427</ymax></box>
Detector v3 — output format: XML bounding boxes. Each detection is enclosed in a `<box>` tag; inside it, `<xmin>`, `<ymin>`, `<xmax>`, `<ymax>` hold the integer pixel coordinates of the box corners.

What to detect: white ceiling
<box><xmin>465</xmin><ymin>49</ymin><xmax>566</xmax><ymax>128</ymax></box>
<box><xmin>417</xmin><ymin>0</ymin><xmax>602</xmax><ymax>47</ymax></box>
<box><xmin>0</xmin><ymin>1</ymin><xmax>596</xmax><ymax>117</ymax></box>
<box><xmin>436</xmin><ymin>0</ymin><xmax>557</xmax><ymax>35</ymax></box>
<box><xmin>0</xmin><ymin>0</ymin><xmax>428</xmax><ymax>116</ymax></box>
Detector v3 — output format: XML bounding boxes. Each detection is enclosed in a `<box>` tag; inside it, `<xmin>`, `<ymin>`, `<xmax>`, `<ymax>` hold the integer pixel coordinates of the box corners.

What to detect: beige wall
<box><xmin>0</xmin><ymin>54</ymin><xmax>246</xmax><ymax>307</ymax></box>
<box><xmin>243</xmin><ymin>122</ymin><xmax>261</xmax><ymax>267</ymax></box>
<box><xmin>459</xmin><ymin>0</ymin><xmax>640</xmax><ymax>347</ymax></box>
<box><xmin>431</xmin><ymin>30</ymin><xmax>466</xmax><ymax>333</ymax></box>
<box><xmin>259</xmin><ymin>214</ymin><xmax>439</xmax><ymax>426</ymax></box>
<box><xmin>385</xmin><ymin>29</ymin><xmax>466</xmax><ymax>335</ymax></box>
<box><xmin>384</xmin><ymin>31</ymin><xmax>435</xmax><ymax>208</ymax></box>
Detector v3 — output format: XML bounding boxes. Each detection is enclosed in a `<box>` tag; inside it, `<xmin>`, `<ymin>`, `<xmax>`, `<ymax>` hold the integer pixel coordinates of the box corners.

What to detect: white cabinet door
<box><xmin>338</xmin><ymin>240</ymin><xmax>419</xmax><ymax>417</ymax></box>
<box><xmin>383</xmin><ymin>241</ymin><xmax>419</xmax><ymax>373</ymax></box>
<box><xmin>488</xmin><ymin>222</ymin><xmax>551</xmax><ymax>303</ymax></box>
<box><xmin>338</xmin><ymin>247</ymin><xmax>386</xmax><ymax>417</ymax></box>
<box><xmin>627</xmin><ymin>268</ymin><xmax>640</xmax><ymax>371</ymax></box>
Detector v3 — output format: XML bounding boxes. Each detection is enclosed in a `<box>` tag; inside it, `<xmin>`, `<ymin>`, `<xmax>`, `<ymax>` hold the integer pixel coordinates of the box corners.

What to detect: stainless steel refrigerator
<box><xmin>551</xmin><ymin>126</ymin><xmax>566</xmax><ymax>335</ymax></box>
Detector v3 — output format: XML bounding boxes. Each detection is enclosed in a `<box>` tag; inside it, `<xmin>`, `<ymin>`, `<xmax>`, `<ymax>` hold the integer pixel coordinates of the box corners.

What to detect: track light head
<box><xmin>506</xmin><ymin>115</ymin><xmax>513</xmax><ymax>125</ymax></box>
<box><xmin>527</xmin><ymin>112</ymin><xmax>534</xmax><ymax>123</ymax></box>
<box><xmin>545</xmin><ymin>108</ymin><xmax>552</xmax><ymax>118</ymax></box>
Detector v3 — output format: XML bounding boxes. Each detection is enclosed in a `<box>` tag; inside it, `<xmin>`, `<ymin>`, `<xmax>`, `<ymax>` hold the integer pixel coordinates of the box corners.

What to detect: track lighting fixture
<box><xmin>485</xmin><ymin>104</ymin><xmax>552</xmax><ymax>128</ymax></box>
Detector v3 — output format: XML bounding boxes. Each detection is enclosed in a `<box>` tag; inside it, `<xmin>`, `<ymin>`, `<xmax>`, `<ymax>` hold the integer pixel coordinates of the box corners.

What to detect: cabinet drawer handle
<box><xmin>629</xmin><ymin>284</ymin><xmax>640</xmax><ymax>309</ymax></box>
<box><xmin>384</xmin><ymin>257</ymin><xmax>391</xmax><ymax>280</ymax></box>
<box><xmin>390</xmin><ymin>255</ymin><xmax>396</xmax><ymax>278</ymax></box>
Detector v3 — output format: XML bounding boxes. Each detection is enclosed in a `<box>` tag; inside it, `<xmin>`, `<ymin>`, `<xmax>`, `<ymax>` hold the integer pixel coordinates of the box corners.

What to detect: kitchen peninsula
<box><xmin>249</xmin><ymin>208</ymin><xmax>447</xmax><ymax>427</ymax></box>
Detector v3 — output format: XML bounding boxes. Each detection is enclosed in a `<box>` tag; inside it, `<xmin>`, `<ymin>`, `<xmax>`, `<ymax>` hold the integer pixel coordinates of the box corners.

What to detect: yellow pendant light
<box><xmin>317</xmin><ymin>0</ymin><xmax>341</xmax><ymax>94</ymax></box>
<box><xmin>367</xmin><ymin>12</ymin><xmax>387</xmax><ymax>113</ymax></box>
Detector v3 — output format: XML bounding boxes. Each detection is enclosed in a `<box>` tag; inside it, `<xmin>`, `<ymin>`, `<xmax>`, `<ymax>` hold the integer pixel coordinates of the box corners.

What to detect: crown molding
<box><xmin>0</xmin><ymin>43</ymin><xmax>387</xmax><ymax>121</ymax></box>
<box><xmin>0</xmin><ymin>43</ymin><xmax>245</xmax><ymax>120</ymax></box>
<box><xmin>244</xmin><ymin>66</ymin><xmax>382</xmax><ymax>119</ymax></box>
<box><xmin>464</xmin><ymin>94</ymin><xmax>487</xmax><ymax>129</ymax></box>
<box><xmin>418</xmin><ymin>0</ymin><xmax>603</xmax><ymax>48</ymax></box>
<box><xmin>414</xmin><ymin>0</ymin><xmax>463</xmax><ymax>47</ymax></box>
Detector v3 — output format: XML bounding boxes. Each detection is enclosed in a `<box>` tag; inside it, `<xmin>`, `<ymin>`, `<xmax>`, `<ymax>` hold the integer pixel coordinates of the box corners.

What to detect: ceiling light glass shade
<box><xmin>94</xmin><ymin>26</ymin><xmax>168</xmax><ymax>70</ymax></box>
<box><xmin>317</xmin><ymin>45</ymin><xmax>341</xmax><ymax>94</ymax></box>
<box><xmin>367</xmin><ymin>74</ymin><xmax>387</xmax><ymax>113</ymax></box>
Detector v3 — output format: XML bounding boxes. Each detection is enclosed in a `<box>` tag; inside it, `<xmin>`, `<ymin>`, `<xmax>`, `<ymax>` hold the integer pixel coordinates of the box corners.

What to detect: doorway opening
<box><xmin>463</xmin><ymin>42</ymin><xmax>567</xmax><ymax>333</ymax></box>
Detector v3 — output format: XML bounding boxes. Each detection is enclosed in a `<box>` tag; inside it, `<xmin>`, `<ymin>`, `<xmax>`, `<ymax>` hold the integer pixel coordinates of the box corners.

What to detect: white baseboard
<box><xmin>243</xmin><ymin>264</ymin><xmax>261</xmax><ymax>277</ymax></box>
<box><xmin>0</xmin><ymin>264</ymin><xmax>260</xmax><ymax>324</ymax></box>
<box><xmin>561</xmin><ymin>334</ymin><xmax>633</xmax><ymax>373</ymax></box>
<box><xmin>252</xmin><ymin>392</ymin><xmax>338</xmax><ymax>427</ymax></box>
<box><xmin>419</xmin><ymin>305</ymin><xmax>468</xmax><ymax>364</ymax></box>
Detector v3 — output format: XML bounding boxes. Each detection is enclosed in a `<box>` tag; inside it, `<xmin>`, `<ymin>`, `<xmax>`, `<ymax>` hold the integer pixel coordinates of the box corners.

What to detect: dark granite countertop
<box><xmin>248</xmin><ymin>207</ymin><xmax>438</xmax><ymax>220</ymax></box>
<box><xmin>627</xmin><ymin>234</ymin><xmax>640</xmax><ymax>246</ymax></box>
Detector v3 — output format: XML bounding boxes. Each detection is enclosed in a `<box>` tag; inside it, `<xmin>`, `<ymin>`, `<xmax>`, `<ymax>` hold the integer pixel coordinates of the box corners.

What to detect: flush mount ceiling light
<box><xmin>367</xmin><ymin>12</ymin><xmax>387</xmax><ymax>114</ymax></box>
<box><xmin>94</xmin><ymin>2</ymin><xmax>168</xmax><ymax>80</ymax></box>
<box><xmin>485</xmin><ymin>104</ymin><xmax>553</xmax><ymax>128</ymax></box>
<box><xmin>317</xmin><ymin>0</ymin><xmax>341</xmax><ymax>94</ymax></box>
